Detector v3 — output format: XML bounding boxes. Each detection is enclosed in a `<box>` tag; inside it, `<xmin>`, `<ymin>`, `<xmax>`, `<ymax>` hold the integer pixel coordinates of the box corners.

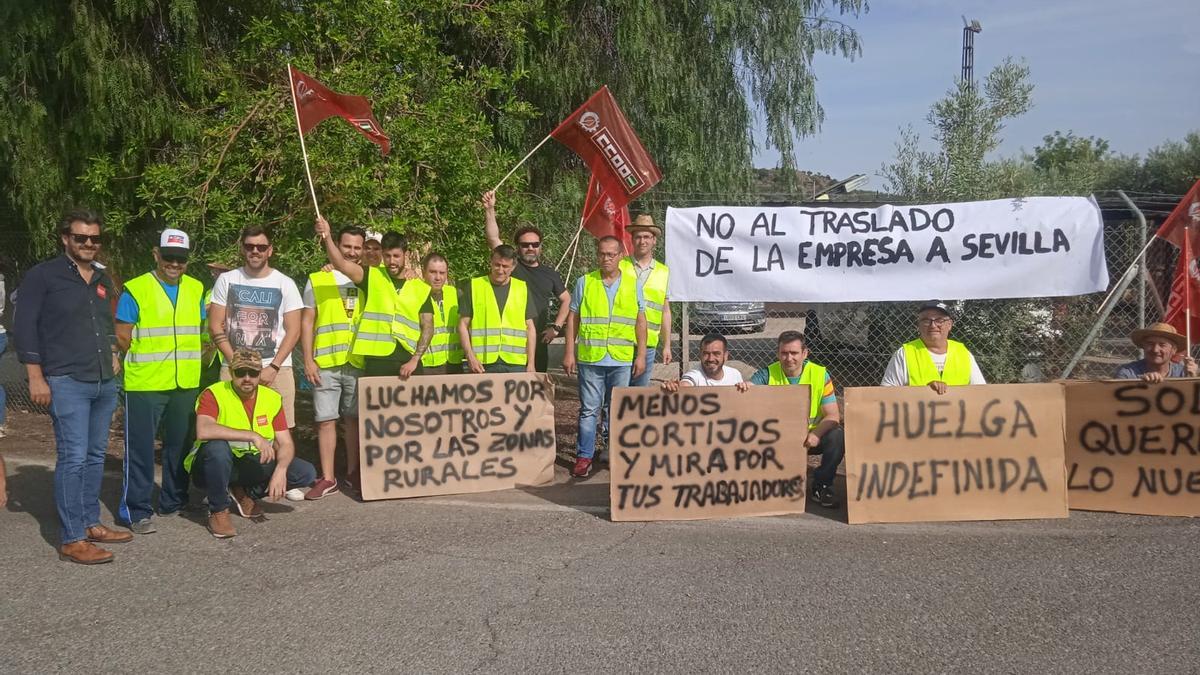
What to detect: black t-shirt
<box><xmin>511</xmin><ymin>261</ymin><xmax>565</xmax><ymax>327</ymax></box>
<box><xmin>355</xmin><ymin>268</ymin><xmax>405</xmax><ymax>299</ymax></box>
<box><xmin>458</xmin><ymin>280</ymin><xmax>537</xmax><ymax>322</ymax></box>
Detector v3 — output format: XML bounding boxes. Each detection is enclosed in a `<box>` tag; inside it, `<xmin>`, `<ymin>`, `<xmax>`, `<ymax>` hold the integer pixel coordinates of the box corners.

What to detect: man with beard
<box><xmin>114</xmin><ymin>229</ymin><xmax>207</xmax><ymax>533</ymax></box>
<box><xmin>661</xmin><ymin>333</ymin><xmax>748</xmax><ymax>391</ymax></box>
<box><xmin>411</xmin><ymin>253</ymin><xmax>462</xmax><ymax>375</ymax></box>
<box><xmin>208</xmin><ymin>226</ymin><xmax>304</xmax><ymax>429</ymax></box>
<box><xmin>622</xmin><ymin>214</ymin><xmax>672</xmax><ymax>385</ymax></box>
<box><xmin>301</xmin><ymin>224</ymin><xmax>367</xmax><ymax>500</ymax></box>
<box><xmin>1115</xmin><ymin>322</ymin><xmax>1198</xmax><ymax>381</ymax></box>
<box><xmin>483</xmin><ymin>191</ymin><xmax>570</xmax><ymax>372</ymax></box>
<box><xmin>15</xmin><ymin>209</ymin><xmax>132</xmax><ymax>563</ymax></box>
<box><xmin>458</xmin><ymin>245</ymin><xmax>538</xmax><ymax>374</ymax></box>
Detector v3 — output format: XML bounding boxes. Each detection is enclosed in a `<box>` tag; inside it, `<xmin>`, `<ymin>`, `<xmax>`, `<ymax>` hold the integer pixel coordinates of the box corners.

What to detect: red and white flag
<box><xmin>551</xmin><ymin>86</ymin><xmax>661</xmax><ymax>204</ymax></box>
<box><xmin>1163</xmin><ymin>225</ymin><xmax>1200</xmax><ymax>342</ymax></box>
<box><xmin>289</xmin><ymin>65</ymin><xmax>390</xmax><ymax>155</ymax></box>
<box><xmin>581</xmin><ymin>175</ymin><xmax>633</xmax><ymax>253</ymax></box>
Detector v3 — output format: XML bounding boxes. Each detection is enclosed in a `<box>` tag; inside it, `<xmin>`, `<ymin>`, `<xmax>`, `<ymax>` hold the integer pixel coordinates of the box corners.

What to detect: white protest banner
<box><xmin>665</xmin><ymin>197</ymin><xmax>1108</xmax><ymax>302</ymax></box>
<box><xmin>357</xmin><ymin>373</ymin><xmax>556</xmax><ymax>501</ymax></box>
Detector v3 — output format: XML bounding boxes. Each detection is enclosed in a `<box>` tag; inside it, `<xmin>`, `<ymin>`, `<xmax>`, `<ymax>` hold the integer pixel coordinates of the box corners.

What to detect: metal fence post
<box><xmin>680</xmin><ymin>301</ymin><xmax>690</xmax><ymax>375</ymax></box>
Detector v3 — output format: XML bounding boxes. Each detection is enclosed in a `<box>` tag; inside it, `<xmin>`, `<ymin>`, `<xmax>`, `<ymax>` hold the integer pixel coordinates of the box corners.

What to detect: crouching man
<box><xmin>185</xmin><ymin>348</ymin><xmax>316</xmax><ymax>538</ymax></box>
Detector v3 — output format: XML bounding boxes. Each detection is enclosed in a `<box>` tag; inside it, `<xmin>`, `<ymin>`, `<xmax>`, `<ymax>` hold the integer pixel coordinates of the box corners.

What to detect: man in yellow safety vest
<box><xmin>114</xmin><ymin>228</ymin><xmax>207</xmax><ymax>534</ymax></box>
<box><xmin>457</xmin><ymin>245</ymin><xmax>537</xmax><ymax>375</ymax></box>
<box><xmin>747</xmin><ymin>330</ymin><xmax>844</xmax><ymax>508</ymax></box>
<box><xmin>187</xmin><ymin>348</ymin><xmax>316</xmax><ymax>538</ymax></box>
<box><xmin>621</xmin><ymin>214</ymin><xmax>672</xmax><ymax>385</ymax></box>
<box><xmin>881</xmin><ymin>300</ymin><xmax>986</xmax><ymax>393</ymax></box>
<box><xmin>563</xmin><ymin>236</ymin><xmax>647</xmax><ymax>478</ymax></box>
<box><xmin>301</xmin><ymin>224</ymin><xmax>367</xmax><ymax>500</ymax></box>
<box><xmin>411</xmin><ymin>253</ymin><xmax>462</xmax><ymax>375</ymax></box>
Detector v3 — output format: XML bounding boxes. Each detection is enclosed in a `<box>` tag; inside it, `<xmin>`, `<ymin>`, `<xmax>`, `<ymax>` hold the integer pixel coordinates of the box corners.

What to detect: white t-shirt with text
<box><xmin>210</xmin><ymin>267</ymin><xmax>303</xmax><ymax>367</ymax></box>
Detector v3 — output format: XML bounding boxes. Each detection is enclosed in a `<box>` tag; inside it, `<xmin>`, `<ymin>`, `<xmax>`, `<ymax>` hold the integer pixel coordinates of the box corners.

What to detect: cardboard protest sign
<box><xmin>1063</xmin><ymin>379</ymin><xmax>1200</xmax><ymax>517</ymax></box>
<box><xmin>843</xmin><ymin>384</ymin><xmax>1068</xmax><ymax>524</ymax></box>
<box><xmin>609</xmin><ymin>385</ymin><xmax>810</xmax><ymax>522</ymax></box>
<box><xmin>665</xmin><ymin>198</ymin><xmax>1108</xmax><ymax>303</ymax></box>
<box><xmin>357</xmin><ymin>374</ymin><xmax>556</xmax><ymax>500</ymax></box>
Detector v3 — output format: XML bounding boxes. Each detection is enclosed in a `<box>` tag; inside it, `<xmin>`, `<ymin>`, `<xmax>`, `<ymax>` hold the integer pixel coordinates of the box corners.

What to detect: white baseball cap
<box><xmin>159</xmin><ymin>228</ymin><xmax>191</xmax><ymax>258</ymax></box>
<box><xmin>365</xmin><ymin>230</ymin><xmax>383</xmax><ymax>243</ymax></box>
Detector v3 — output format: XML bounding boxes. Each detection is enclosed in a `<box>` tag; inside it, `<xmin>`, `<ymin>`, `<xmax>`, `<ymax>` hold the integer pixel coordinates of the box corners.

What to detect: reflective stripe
<box><xmin>499</xmin><ymin>344</ymin><xmax>526</xmax><ymax>355</ymax></box>
<box><xmin>579</xmin><ymin>317</ymin><xmax>607</xmax><ymax>325</ymax></box>
<box><xmin>315</xmin><ymin>323</ymin><xmax>351</xmax><ymax>335</ymax></box>
<box><xmin>426</xmin><ymin>344</ymin><xmax>449</xmax><ymax>353</ymax></box>
<box><xmin>645</xmin><ymin>300</ymin><xmax>665</xmax><ymax>312</ymax></box>
<box><xmin>360</xmin><ymin>311</ymin><xmax>394</xmax><ymax>322</ymax></box>
<box><xmin>395</xmin><ymin>315</ymin><xmax>419</xmax><ymax>330</ymax></box>
<box><xmin>355</xmin><ymin>331</ymin><xmax>395</xmax><ymax>342</ymax></box>
<box><xmin>126</xmin><ymin>350</ymin><xmax>203</xmax><ymax>363</ymax></box>
<box><xmin>500</xmin><ymin>328</ymin><xmax>526</xmax><ymax>338</ymax></box>
<box><xmin>133</xmin><ymin>326</ymin><xmax>176</xmax><ymax>338</ymax></box>
<box><xmin>470</xmin><ymin>329</ymin><xmax>502</xmax><ymax>338</ymax></box>
<box><xmin>315</xmin><ymin>344</ymin><xmax>350</xmax><ymax>357</ymax></box>
<box><xmin>610</xmin><ymin>316</ymin><xmax>637</xmax><ymax>326</ymax></box>
<box><xmin>647</xmin><ymin>321</ymin><xmax>661</xmax><ymax>331</ymax></box>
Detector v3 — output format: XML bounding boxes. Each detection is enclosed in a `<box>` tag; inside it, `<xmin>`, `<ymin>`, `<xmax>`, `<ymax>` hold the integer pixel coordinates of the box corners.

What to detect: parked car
<box><xmin>689</xmin><ymin>302</ymin><xmax>767</xmax><ymax>334</ymax></box>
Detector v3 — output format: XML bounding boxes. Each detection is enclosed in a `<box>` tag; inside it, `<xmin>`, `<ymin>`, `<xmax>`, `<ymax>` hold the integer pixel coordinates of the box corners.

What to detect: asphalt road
<box><xmin>2</xmin><ymin>452</ymin><xmax>1198</xmax><ymax>673</ymax></box>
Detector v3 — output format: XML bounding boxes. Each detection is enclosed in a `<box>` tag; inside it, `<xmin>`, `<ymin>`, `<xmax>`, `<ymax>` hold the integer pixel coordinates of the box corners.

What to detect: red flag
<box><xmin>289</xmin><ymin>66</ymin><xmax>390</xmax><ymax>155</ymax></box>
<box><xmin>1163</xmin><ymin>225</ymin><xmax>1200</xmax><ymax>342</ymax></box>
<box><xmin>551</xmin><ymin>86</ymin><xmax>662</xmax><ymax>203</ymax></box>
<box><xmin>582</xmin><ymin>175</ymin><xmax>633</xmax><ymax>253</ymax></box>
<box><xmin>1153</xmin><ymin>178</ymin><xmax>1200</xmax><ymax>247</ymax></box>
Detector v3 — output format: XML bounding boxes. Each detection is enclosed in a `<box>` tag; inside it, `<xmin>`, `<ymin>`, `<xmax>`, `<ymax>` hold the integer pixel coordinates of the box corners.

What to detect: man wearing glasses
<box><xmin>562</xmin><ymin>236</ymin><xmax>647</xmax><ymax>478</ymax></box>
<box><xmin>14</xmin><ymin>209</ymin><xmax>132</xmax><ymax>564</ymax></box>
<box><xmin>114</xmin><ymin>229</ymin><xmax>207</xmax><ymax>534</ymax></box>
<box><xmin>208</xmin><ymin>225</ymin><xmax>303</xmax><ymax>429</ymax></box>
<box><xmin>880</xmin><ymin>300</ymin><xmax>986</xmax><ymax>393</ymax></box>
<box><xmin>186</xmin><ymin>348</ymin><xmax>316</xmax><ymax>539</ymax></box>
<box><xmin>483</xmin><ymin>191</ymin><xmax>570</xmax><ymax>372</ymax></box>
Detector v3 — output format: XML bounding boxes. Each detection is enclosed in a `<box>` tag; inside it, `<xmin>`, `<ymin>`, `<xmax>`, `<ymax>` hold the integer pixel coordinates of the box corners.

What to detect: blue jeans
<box><xmin>190</xmin><ymin>440</ymin><xmax>317</xmax><ymax>513</ymax></box>
<box><xmin>628</xmin><ymin>347</ymin><xmax>657</xmax><ymax>388</ymax></box>
<box><xmin>576</xmin><ymin>364</ymin><xmax>631</xmax><ymax>460</ymax></box>
<box><xmin>0</xmin><ymin>332</ymin><xmax>7</xmax><ymax>427</ymax></box>
<box><xmin>47</xmin><ymin>375</ymin><xmax>120</xmax><ymax>545</ymax></box>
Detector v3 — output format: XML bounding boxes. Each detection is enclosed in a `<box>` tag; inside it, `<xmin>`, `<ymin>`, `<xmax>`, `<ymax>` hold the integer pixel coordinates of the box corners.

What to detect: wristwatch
<box><xmin>267</xmin><ymin>363</ymin><xmax>281</xmax><ymax>372</ymax></box>
<box><xmin>551</xmin><ymin>324</ymin><xmax>564</xmax><ymax>336</ymax></box>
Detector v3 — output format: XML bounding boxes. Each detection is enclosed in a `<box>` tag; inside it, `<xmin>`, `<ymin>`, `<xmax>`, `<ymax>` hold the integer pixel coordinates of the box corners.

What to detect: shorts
<box><xmin>312</xmin><ymin>364</ymin><xmax>363</xmax><ymax>422</ymax></box>
<box><xmin>220</xmin><ymin>365</ymin><xmax>296</xmax><ymax>429</ymax></box>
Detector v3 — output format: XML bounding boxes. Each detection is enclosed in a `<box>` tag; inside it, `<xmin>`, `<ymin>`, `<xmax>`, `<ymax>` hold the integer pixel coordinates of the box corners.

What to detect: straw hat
<box><xmin>627</xmin><ymin>214</ymin><xmax>661</xmax><ymax>238</ymax></box>
<box><xmin>1130</xmin><ymin>322</ymin><xmax>1186</xmax><ymax>351</ymax></box>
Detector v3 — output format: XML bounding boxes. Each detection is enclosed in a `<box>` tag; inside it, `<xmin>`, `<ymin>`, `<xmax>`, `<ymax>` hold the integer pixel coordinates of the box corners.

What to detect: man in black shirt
<box><xmin>483</xmin><ymin>191</ymin><xmax>570</xmax><ymax>372</ymax></box>
<box><xmin>14</xmin><ymin>209</ymin><xmax>133</xmax><ymax>564</ymax></box>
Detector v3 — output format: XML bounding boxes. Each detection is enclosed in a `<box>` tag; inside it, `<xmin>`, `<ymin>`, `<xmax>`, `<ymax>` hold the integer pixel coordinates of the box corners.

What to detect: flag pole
<box><xmin>287</xmin><ymin>64</ymin><xmax>323</xmax><ymax>222</ymax></box>
<box><xmin>1186</xmin><ymin>223</ymin><xmax>1194</xmax><ymax>353</ymax></box>
<box><xmin>492</xmin><ymin>133</ymin><xmax>554</xmax><ymax>193</ymax></box>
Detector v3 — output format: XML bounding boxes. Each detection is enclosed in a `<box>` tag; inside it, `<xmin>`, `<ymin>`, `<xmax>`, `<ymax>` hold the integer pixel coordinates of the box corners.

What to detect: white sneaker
<box><xmin>285</xmin><ymin>488</ymin><xmax>306</xmax><ymax>502</ymax></box>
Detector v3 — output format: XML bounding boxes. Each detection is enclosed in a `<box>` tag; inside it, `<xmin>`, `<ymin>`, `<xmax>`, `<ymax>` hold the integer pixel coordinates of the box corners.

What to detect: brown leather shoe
<box><xmin>59</xmin><ymin>541</ymin><xmax>114</xmax><ymax>565</ymax></box>
<box><xmin>207</xmin><ymin>509</ymin><xmax>237</xmax><ymax>538</ymax></box>
<box><xmin>86</xmin><ymin>524</ymin><xmax>133</xmax><ymax>544</ymax></box>
<box><xmin>229</xmin><ymin>487</ymin><xmax>262</xmax><ymax>518</ymax></box>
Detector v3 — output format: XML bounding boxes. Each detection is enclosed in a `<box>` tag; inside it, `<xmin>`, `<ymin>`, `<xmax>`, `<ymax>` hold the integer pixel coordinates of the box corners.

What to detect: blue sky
<box><xmin>752</xmin><ymin>0</ymin><xmax>1200</xmax><ymax>189</ymax></box>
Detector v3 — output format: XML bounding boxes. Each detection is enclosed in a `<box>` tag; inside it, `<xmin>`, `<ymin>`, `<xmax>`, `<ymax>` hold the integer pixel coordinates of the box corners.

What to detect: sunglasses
<box><xmin>243</xmin><ymin>243</ymin><xmax>269</xmax><ymax>253</ymax></box>
<box><xmin>69</xmin><ymin>233</ymin><xmax>104</xmax><ymax>246</ymax></box>
<box><xmin>917</xmin><ymin>318</ymin><xmax>951</xmax><ymax>327</ymax></box>
<box><xmin>161</xmin><ymin>254</ymin><xmax>188</xmax><ymax>264</ymax></box>
<box><xmin>232</xmin><ymin>368</ymin><xmax>260</xmax><ymax>378</ymax></box>
<box><xmin>518</xmin><ymin>241</ymin><xmax>542</xmax><ymax>249</ymax></box>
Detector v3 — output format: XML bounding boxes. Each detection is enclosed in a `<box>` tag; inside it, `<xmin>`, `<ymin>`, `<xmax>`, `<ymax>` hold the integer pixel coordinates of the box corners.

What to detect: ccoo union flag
<box><xmin>551</xmin><ymin>86</ymin><xmax>661</xmax><ymax>203</ymax></box>
<box><xmin>288</xmin><ymin>65</ymin><xmax>390</xmax><ymax>155</ymax></box>
<box><xmin>581</xmin><ymin>174</ymin><xmax>633</xmax><ymax>253</ymax></box>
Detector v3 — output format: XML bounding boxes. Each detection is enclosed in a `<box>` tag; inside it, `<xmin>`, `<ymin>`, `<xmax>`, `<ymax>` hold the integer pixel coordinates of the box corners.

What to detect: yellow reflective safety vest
<box><xmin>468</xmin><ymin>276</ymin><xmax>529</xmax><ymax>365</ymax></box>
<box><xmin>308</xmin><ymin>271</ymin><xmax>363</xmax><ymax>369</ymax></box>
<box><xmin>903</xmin><ymin>338</ymin><xmax>972</xmax><ymax>386</ymax></box>
<box><xmin>123</xmin><ymin>272</ymin><xmax>204</xmax><ymax>391</ymax></box>
<box><xmin>392</xmin><ymin>278</ymin><xmax>430</xmax><ymax>355</ymax></box>
<box><xmin>621</xmin><ymin>257</ymin><xmax>669</xmax><ymax>349</ymax></box>
<box><xmin>183</xmin><ymin>382</ymin><xmax>281</xmax><ymax>472</ymax></box>
<box><xmin>352</xmin><ymin>267</ymin><xmax>400</xmax><ymax>357</ymax></box>
<box><xmin>766</xmin><ymin>361</ymin><xmax>826</xmax><ymax>430</ymax></box>
<box><xmin>418</xmin><ymin>282</ymin><xmax>462</xmax><ymax>368</ymax></box>
<box><xmin>577</xmin><ymin>270</ymin><xmax>639</xmax><ymax>363</ymax></box>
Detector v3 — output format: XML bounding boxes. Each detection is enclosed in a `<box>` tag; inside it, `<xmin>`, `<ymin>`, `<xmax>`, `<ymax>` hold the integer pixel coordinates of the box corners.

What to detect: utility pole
<box><xmin>961</xmin><ymin>17</ymin><xmax>982</xmax><ymax>90</ymax></box>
